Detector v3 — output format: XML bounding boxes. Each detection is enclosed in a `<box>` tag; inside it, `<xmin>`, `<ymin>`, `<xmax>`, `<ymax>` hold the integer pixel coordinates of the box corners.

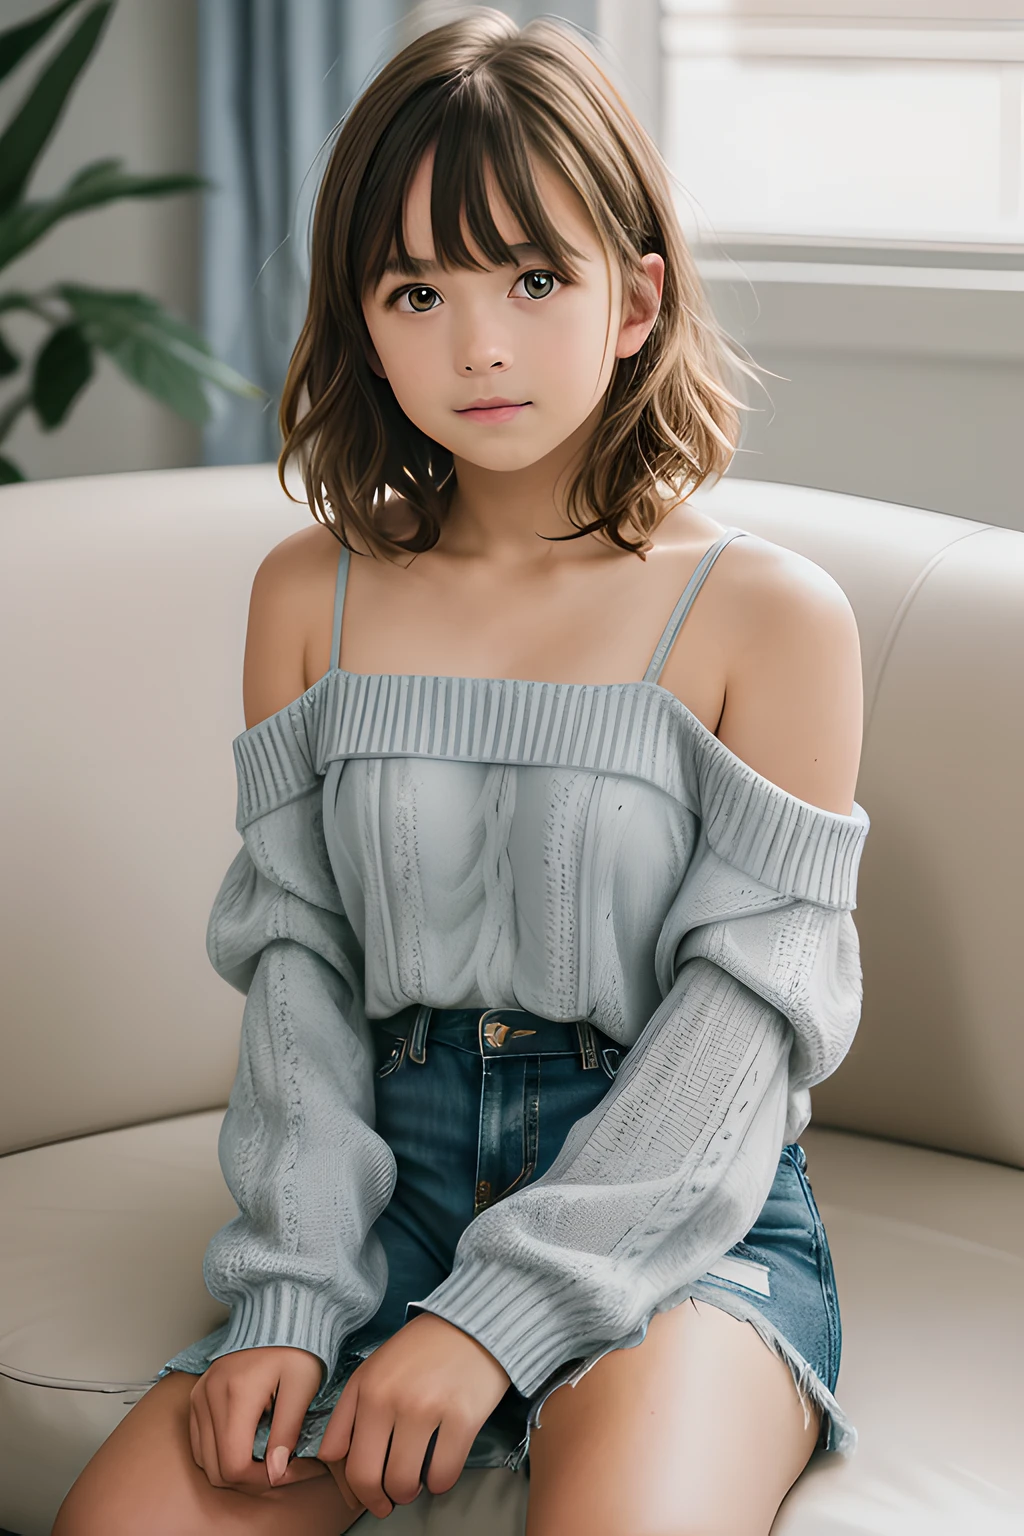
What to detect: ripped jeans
<box><xmin>312</xmin><ymin>1004</ymin><xmax>854</xmax><ymax>1474</ymax></box>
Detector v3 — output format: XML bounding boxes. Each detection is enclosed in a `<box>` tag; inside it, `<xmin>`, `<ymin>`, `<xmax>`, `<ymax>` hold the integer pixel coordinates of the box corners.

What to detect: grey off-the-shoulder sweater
<box><xmin>166</xmin><ymin>528</ymin><xmax>870</xmax><ymax>1423</ymax></box>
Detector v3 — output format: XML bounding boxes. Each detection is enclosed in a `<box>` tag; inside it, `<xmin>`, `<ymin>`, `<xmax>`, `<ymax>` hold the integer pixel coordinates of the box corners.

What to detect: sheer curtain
<box><xmin>196</xmin><ymin>0</ymin><xmax>408</xmax><ymax>466</ymax></box>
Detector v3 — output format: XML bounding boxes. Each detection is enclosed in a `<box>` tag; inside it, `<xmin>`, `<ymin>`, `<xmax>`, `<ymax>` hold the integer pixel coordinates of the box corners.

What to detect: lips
<box><xmin>456</xmin><ymin>397</ymin><xmax>529</xmax><ymax>411</ymax></box>
<box><xmin>455</xmin><ymin>398</ymin><xmax>532</xmax><ymax>425</ymax></box>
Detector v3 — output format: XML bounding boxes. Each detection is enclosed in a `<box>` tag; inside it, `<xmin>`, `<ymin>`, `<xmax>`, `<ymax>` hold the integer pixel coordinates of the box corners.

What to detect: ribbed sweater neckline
<box><xmin>230</xmin><ymin>667</ymin><xmax>869</xmax><ymax>912</ymax></box>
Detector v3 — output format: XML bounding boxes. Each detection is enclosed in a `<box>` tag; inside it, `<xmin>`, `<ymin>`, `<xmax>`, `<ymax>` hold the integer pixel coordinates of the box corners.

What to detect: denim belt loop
<box><xmin>575</xmin><ymin>1018</ymin><xmax>600</xmax><ymax>1070</ymax></box>
<box><xmin>408</xmin><ymin>1004</ymin><xmax>432</xmax><ymax>1065</ymax></box>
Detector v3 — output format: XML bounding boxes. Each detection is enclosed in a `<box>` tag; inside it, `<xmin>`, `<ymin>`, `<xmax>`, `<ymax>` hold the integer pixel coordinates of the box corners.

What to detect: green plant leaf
<box><xmin>0</xmin><ymin>289</ymin><xmax>39</xmax><ymax>317</ymax></box>
<box><xmin>59</xmin><ymin>285</ymin><xmax>265</xmax><ymax>423</ymax></box>
<box><xmin>31</xmin><ymin>320</ymin><xmax>93</xmax><ymax>427</ymax></box>
<box><xmin>0</xmin><ymin>160</ymin><xmax>211</xmax><ymax>272</ymax></box>
<box><xmin>0</xmin><ymin>327</ymin><xmax>20</xmax><ymax>376</ymax></box>
<box><xmin>0</xmin><ymin>0</ymin><xmax>85</xmax><ymax>86</ymax></box>
<box><xmin>0</xmin><ymin>453</ymin><xmax>26</xmax><ymax>483</ymax></box>
<box><xmin>0</xmin><ymin>2</ymin><xmax>113</xmax><ymax>215</ymax></box>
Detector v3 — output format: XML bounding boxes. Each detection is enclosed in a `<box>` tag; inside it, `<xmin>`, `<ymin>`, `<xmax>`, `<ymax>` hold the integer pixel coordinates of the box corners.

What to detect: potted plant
<box><xmin>0</xmin><ymin>0</ymin><xmax>263</xmax><ymax>483</ymax></box>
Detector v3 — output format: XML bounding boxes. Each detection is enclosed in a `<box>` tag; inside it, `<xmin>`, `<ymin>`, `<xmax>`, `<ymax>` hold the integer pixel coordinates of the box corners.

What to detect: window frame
<box><xmin>654</xmin><ymin>1</ymin><xmax>1024</xmax><ymax>277</ymax></box>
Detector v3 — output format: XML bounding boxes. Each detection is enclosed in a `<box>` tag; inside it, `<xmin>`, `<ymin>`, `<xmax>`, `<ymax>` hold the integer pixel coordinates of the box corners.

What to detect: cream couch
<box><xmin>1</xmin><ymin>464</ymin><xmax>1022</xmax><ymax>1536</ymax></box>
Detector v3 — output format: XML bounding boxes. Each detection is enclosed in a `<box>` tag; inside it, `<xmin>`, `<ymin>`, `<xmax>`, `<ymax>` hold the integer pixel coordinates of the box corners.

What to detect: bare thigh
<box><xmin>52</xmin><ymin>1371</ymin><xmax>364</xmax><ymax>1536</ymax></box>
<box><xmin>525</xmin><ymin>1297</ymin><xmax>823</xmax><ymax>1536</ymax></box>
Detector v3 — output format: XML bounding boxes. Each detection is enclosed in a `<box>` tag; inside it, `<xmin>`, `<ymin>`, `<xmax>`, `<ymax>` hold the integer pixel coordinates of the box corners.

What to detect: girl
<box><xmin>55</xmin><ymin>11</ymin><xmax>869</xmax><ymax>1536</ymax></box>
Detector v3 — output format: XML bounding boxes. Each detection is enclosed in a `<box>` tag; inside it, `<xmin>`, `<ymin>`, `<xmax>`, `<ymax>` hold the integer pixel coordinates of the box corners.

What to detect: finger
<box><xmin>318</xmin><ymin>1377</ymin><xmax>364</xmax><ymax>1512</ymax></box>
<box><xmin>421</xmin><ymin>1424</ymin><xmax>441</xmax><ymax>1487</ymax></box>
<box><xmin>191</xmin><ymin>1386</ymin><xmax>226</xmax><ymax>1489</ymax></box>
<box><xmin>264</xmin><ymin>1373</ymin><xmax>315</xmax><ymax>1488</ymax></box>
<box><xmin>188</xmin><ymin>1396</ymin><xmax>204</xmax><ymax>1472</ymax></box>
<box><xmin>381</xmin><ymin>1414</ymin><xmax>441</xmax><ymax>1506</ymax></box>
<box><xmin>422</xmin><ymin>1414</ymin><xmax>476</xmax><ymax>1497</ymax></box>
<box><xmin>343</xmin><ymin>1399</ymin><xmax>397</xmax><ymax>1520</ymax></box>
<box><xmin>208</xmin><ymin>1376</ymin><xmax>274</xmax><ymax>1493</ymax></box>
<box><xmin>318</xmin><ymin>1374</ymin><xmax>358</xmax><ymax>1464</ymax></box>
<box><xmin>269</xmin><ymin>1457</ymin><xmax>332</xmax><ymax>1489</ymax></box>
<box><xmin>326</xmin><ymin>1457</ymin><xmax>365</xmax><ymax>1515</ymax></box>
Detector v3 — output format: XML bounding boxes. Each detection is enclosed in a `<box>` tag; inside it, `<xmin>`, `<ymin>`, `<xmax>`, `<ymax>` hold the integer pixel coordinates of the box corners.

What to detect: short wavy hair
<box><xmin>278</xmin><ymin>7</ymin><xmax>761</xmax><ymax>559</ymax></box>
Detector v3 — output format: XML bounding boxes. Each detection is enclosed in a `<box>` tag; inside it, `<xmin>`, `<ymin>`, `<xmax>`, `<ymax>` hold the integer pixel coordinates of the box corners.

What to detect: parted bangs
<box><xmin>354</xmin><ymin>75</ymin><xmax>589</xmax><ymax>292</ymax></box>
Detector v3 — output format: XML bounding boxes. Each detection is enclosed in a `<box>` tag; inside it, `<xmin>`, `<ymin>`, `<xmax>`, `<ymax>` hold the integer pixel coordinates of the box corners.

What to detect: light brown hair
<box><xmin>277</xmin><ymin>7</ymin><xmax>761</xmax><ymax>559</ymax></box>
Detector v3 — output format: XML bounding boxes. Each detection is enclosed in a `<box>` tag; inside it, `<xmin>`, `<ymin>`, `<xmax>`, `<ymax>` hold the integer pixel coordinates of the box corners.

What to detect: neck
<box><xmin>439</xmin><ymin>402</ymin><xmax>610</xmax><ymax>568</ymax></box>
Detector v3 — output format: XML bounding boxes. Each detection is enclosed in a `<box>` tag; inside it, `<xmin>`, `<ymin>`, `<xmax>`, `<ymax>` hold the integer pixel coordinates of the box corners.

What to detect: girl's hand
<box><xmin>317</xmin><ymin>1312</ymin><xmax>512</xmax><ymax>1518</ymax></box>
<box><xmin>188</xmin><ymin>1345</ymin><xmax>328</xmax><ymax>1496</ymax></box>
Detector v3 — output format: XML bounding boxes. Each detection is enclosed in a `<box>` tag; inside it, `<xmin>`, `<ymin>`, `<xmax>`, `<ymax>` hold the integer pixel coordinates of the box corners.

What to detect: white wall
<box><xmin>662</xmin><ymin>1</ymin><xmax>1024</xmax><ymax>532</ymax></box>
<box><xmin>0</xmin><ymin>0</ymin><xmax>200</xmax><ymax>481</ymax></box>
<box><xmin>705</xmin><ymin>266</ymin><xmax>1024</xmax><ymax>534</ymax></box>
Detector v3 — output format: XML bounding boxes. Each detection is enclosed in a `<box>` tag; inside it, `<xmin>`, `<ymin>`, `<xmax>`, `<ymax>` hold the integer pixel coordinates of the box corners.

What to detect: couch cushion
<box><xmin>773</xmin><ymin>1127</ymin><xmax>1024</xmax><ymax>1533</ymax></box>
<box><xmin>0</xmin><ymin>1112</ymin><xmax>234</xmax><ymax>1536</ymax></box>
<box><xmin>2</xmin><ymin>1116</ymin><xmax>1022</xmax><ymax>1534</ymax></box>
<box><xmin>0</xmin><ymin>465</ymin><xmax>311</xmax><ymax>1157</ymax></box>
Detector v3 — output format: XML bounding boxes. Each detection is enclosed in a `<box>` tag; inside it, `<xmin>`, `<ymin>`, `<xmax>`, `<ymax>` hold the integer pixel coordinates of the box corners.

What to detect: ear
<box><xmin>614</xmin><ymin>253</ymin><xmax>665</xmax><ymax>361</ymax></box>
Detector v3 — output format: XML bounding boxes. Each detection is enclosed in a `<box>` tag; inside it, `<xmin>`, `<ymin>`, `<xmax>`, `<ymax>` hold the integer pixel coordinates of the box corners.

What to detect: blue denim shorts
<box><xmin>164</xmin><ymin>1004</ymin><xmax>856</xmax><ymax>1470</ymax></box>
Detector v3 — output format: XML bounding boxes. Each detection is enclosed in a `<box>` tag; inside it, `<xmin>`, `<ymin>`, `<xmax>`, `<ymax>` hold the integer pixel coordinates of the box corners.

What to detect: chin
<box><xmin>461</xmin><ymin>449</ymin><xmax>550</xmax><ymax>474</ymax></box>
<box><xmin>445</xmin><ymin>432</ymin><xmax>567</xmax><ymax>472</ymax></box>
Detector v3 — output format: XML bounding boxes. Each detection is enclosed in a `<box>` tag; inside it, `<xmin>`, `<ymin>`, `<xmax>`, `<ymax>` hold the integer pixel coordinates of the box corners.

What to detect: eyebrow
<box><xmin>379</xmin><ymin>242</ymin><xmax>549</xmax><ymax>281</ymax></box>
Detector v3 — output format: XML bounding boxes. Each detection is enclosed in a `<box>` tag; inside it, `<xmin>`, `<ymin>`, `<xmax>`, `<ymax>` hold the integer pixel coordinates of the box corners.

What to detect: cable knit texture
<box><xmin>162</xmin><ymin>658</ymin><xmax>869</xmax><ymax>1413</ymax></box>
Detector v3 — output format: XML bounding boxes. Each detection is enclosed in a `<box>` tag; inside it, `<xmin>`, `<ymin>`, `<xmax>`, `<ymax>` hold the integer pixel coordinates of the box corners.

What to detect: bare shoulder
<box><xmin>242</xmin><ymin>522</ymin><xmax>339</xmax><ymax>731</ymax></box>
<box><xmin>715</xmin><ymin>532</ymin><xmax>864</xmax><ymax>816</ymax></box>
<box><xmin>242</xmin><ymin>500</ymin><xmax>412</xmax><ymax>729</ymax></box>
<box><xmin>720</xmin><ymin>530</ymin><xmax>859</xmax><ymax>645</ymax></box>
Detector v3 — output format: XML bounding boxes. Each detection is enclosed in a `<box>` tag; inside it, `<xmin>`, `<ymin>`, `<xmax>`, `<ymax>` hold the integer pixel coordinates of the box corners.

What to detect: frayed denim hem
<box><xmin>502</xmin><ymin>1282</ymin><xmax>857</xmax><ymax>1474</ymax></box>
<box><xmin>685</xmin><ymin>1280</ymin><xmax>857</xmax><ymax>1458</ymax></box>
<box><xmin>503</xmin><ymin>1315</ymin><xmax>653</xmax><ymax>1474</ymax></box>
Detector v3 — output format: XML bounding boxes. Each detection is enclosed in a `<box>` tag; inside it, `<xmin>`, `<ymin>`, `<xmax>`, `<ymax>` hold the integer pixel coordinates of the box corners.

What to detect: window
<box><xmin>661</xmin><ymin>2</ymin><xmax>1024</xmax><ymax>250</ymax></box>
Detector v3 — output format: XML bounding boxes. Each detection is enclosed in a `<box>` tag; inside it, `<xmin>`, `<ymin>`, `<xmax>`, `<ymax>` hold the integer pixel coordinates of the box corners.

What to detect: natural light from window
<box><xmin>661</xmin><ymin>2</ymin><xmax>1024</xmax><ymax>247</ymax></box>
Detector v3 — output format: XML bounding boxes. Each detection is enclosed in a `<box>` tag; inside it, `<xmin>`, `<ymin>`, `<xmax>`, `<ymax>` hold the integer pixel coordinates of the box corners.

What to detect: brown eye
<box><xmin>518</xmin><ymin>270</ymin><xmax>558</xmax><ymax>300</ymax></box>
<box><xmin>393</xmin><ymin>287</ymin><xmax>442</xmax><ymax>313</ymax></box>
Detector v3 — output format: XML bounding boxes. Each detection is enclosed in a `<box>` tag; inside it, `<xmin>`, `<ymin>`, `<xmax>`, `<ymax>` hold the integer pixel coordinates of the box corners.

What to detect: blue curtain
<box><xmin>197</xmin><ymin>1</ymin><xmax>597</xmax><ymax>466</ymax></box>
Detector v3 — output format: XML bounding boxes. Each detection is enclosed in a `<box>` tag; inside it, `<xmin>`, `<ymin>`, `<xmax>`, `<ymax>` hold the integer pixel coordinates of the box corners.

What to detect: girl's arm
<box><xmin>197</xmin><ymin>791</ymin><xmax>393</xmax><ymax>1371</ymax></box>
<box><xmin>163</xmin><ymin>542</ymin><xmax>396</xmax><ymax>1487</ymax></box>
<box><xmin>405</xmin><ymin>557</ymin><xmax>870</xmax><ymax>1401</ymax></box>
<box><xmin>207</xmin><ymin>538</ymin><xmax>395</xmax><ymax>1370</ymax></box>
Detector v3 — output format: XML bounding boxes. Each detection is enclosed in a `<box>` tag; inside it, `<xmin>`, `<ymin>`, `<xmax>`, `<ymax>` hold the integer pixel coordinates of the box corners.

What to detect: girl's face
<box><xmin>361</xmin><ymin>145</ymin><xmax>663</xmax><ymax>476</ymax></box>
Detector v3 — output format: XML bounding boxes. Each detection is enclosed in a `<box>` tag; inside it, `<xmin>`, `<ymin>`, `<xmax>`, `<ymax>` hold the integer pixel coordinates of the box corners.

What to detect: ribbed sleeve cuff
<box><xmin>207</xmin><ymin>1282</ymin><xmax>349</xmax><ymax>1379</ymax></box>
<box><xmin>408</xmin><ymin>1259</ymin><xmax>614</xmax><ymax>1399</ymax></box>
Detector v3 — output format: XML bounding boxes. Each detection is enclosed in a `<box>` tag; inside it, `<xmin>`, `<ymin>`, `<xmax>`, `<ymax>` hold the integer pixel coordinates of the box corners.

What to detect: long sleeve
<box><xmin>197</xmin><ymin>786</ymin><xmax>397</xmax><ymax>1376</ymax></box>
<box><xmin>408</xmin><ymin>803</ymin><xmax>869</xmax><ymax>1400</ymax></box>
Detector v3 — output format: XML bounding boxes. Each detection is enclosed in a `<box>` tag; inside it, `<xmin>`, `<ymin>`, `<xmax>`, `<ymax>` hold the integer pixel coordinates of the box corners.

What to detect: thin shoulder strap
<box><xmin>642</xmin><ymin>526</ymin><xmax>750</xmax><ymax>686</ymax></box>
<box><xmin>330</xmin><ymin>544</ymin><xmax>351</xmax><ymax>672</ymax></box>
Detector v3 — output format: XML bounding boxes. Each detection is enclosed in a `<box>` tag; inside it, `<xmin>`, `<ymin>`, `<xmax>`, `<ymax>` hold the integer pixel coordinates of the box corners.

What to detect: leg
<box><xmin>525</xmin><ymin>1298</ymin><xmax>822</xmax><ymax>1536</ymax></box>
<box><xmin>52</xmin><ymin>1371</ymin><xmax>365</xmax><ymax>1536</ymax></box>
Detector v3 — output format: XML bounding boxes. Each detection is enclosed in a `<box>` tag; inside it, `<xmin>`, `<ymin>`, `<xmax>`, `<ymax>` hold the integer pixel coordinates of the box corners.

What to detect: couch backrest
<box><xmin>1</xmin><ymin>466</ymin><xmax>1021</xmax><ymax>1167</ymax></box>
<box><xmin>691</xmin><ymin>478</ymin><xmax>1023</xmax><ymax>1172</ymax></box>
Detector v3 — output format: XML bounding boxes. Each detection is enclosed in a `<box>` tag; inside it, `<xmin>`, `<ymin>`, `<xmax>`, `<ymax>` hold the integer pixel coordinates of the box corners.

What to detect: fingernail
<box><xmin>267</xmin><ymin>1445</ymin><xmax>290</xmax><ymax>1484</ymax></box>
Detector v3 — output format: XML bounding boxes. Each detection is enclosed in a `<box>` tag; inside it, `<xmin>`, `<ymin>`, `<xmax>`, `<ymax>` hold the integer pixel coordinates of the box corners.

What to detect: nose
<box><xmin>459</xmin><ymin>351</ymin><xmax>507</xmax><ymax>373</ymax></box>
<box><xmin>454</xmin><ymin>313</ymin><xmax>510</xmax><ymax>374</ymax></box>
